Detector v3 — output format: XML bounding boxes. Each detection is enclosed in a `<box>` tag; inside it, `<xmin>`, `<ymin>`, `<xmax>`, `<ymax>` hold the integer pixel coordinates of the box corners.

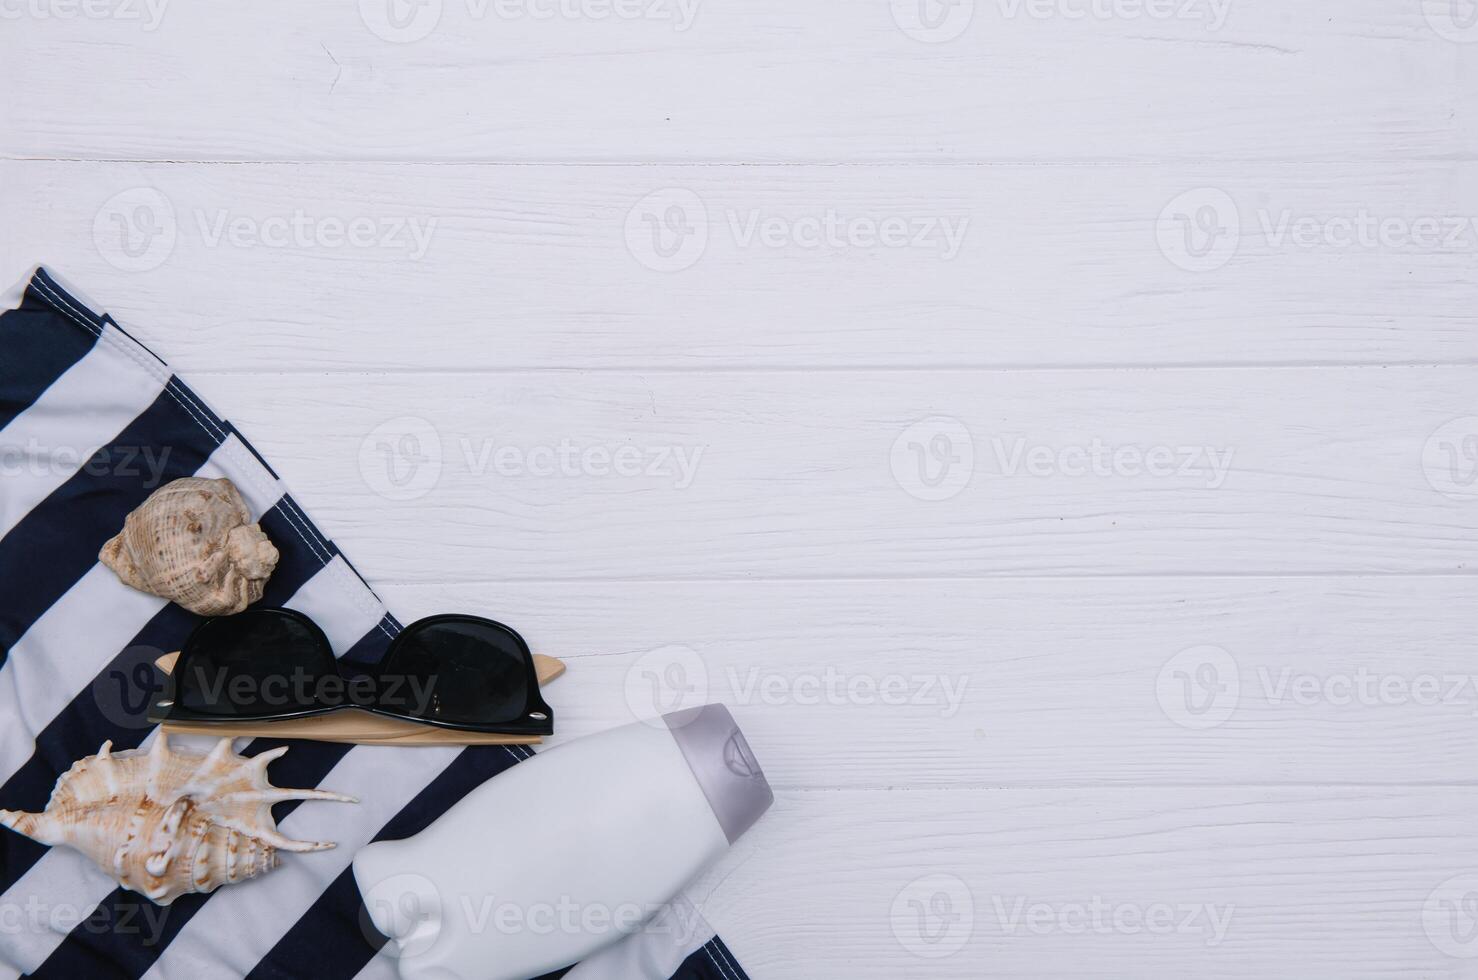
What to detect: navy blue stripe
<box><xmin>0</xmin><ymin>289</ymin><xmax>100</xmax><ymax>433</ymax></box>
<box><xmin>0</xmin><ymin>388</ymin><xmax>223</xmax><ymax>669</ymax></box>
<box><xmin>278</xmin><ymin>496</ymin><xmax>337</xmax><ymax>565</ymax></box>
<box><xmin>245</xmin><ymin>745</ymin><xmax>526</xmax><ymax>980</ymax></box>
<box><xmin>533</xmin><ymin>932</ymin><xmax>745</xmax><ymax>980</ymax></box>
<box><xmin>688</xmin><ymin>936</ymin><xmax>749</xmax><ymax>980</ymax></box>
<box><xmin>341</xmin><ymin>616</ymin><xmax>397</xmax><ymax>669</ymax></box>
<box><xmin>164</xmin><ymin>373</ymin><xmax>230</xmax><ymax>444</ymax></box>
<box><xmin>257</xmin><ymin>503</ymin><xmax>339</xmax><ymax>600</ymax></box>
<box><xmin>31</xmin><ymin>622</ymin><xmax>396</xmax><ymax>980</ymax></box>
<box><xmin>0</xmin><ymin>499</ymin><xmax>326</xmax><ymax>896</ymax></box>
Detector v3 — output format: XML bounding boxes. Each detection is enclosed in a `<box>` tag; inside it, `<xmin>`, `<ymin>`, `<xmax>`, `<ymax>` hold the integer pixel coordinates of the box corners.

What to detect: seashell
<box><xmin>100</xmin><ymin>476</ymin><xmax>279</xmax><ymax>615</ymax></box>
<box><xmin>0</xmin><ymin>737</ymin><xmax>355</xmax><ymax>905</ymax></box>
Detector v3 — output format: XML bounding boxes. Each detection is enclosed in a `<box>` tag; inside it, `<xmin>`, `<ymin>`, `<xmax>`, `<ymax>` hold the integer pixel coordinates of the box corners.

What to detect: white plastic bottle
<box><xmin>353</xmin><ymin>704</ymin><xmax>773</xmax><ymax>980</ymax></box>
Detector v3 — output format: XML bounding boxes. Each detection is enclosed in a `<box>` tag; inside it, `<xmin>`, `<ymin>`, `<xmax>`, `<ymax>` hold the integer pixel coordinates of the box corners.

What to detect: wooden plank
<box><xmin>695</xmin><ymin>785</ymin><xmax>1478</xmax><ymax>977</ymax></box>
<box><xmin>383</xmin><ymin>577</ymin><xmax>1478</xmax><ymax>786</ymax></box>
<box><xmin>0</xmin><ymin>0</ymin><xmax>1469</xmax><ymax>162</ymax></box>
<box><xmin>2</xmin><ymin>160</ymin><xmax>1476</xmax><ymax>372</ymax></box>
<box><xmin>174</xmin><ymin>366</ymin><xmax>1478</xmax><ymax>580</ymax></box>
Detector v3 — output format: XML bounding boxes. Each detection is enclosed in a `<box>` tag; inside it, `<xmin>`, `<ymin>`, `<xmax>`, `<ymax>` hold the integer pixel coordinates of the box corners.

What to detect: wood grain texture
<box><xmin>178</xmin><ymin>366</ymin><xmax>1478</xmax><ymax>580</ymax></box>
<box><xmin>3</xmin><ymin>160</ymin><xmax>1477</xmax><ymax>372</ymax></box>
<box><xmin>1</xmin><ymin>0</ymin><xmax>1472</xmax><ymax>162</ymax></box>
<box><xmin>386</xmin><ymin>577</ymin><xmax>1478</xmax><ymax>787</ymax></box>
<box><xmin>5</xmin><ymin>2</ymin><xmax>1478</xmax><ymax>975</ymax></box>
<box><xmin>692</xmin><ymin>785</ymin><xmax>1478</xmax><ymax>977</ymax></box>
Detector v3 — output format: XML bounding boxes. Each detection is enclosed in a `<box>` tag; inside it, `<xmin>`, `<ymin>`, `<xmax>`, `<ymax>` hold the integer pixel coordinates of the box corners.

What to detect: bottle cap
<box><xmin>664</xmin><ymin>704</ymin><xmax>773</xmax><ymax>844</ymax></box>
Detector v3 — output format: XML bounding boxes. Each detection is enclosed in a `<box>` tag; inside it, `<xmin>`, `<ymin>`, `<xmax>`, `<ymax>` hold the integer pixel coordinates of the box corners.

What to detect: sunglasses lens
<box><xmin>174</xmin><ymin>610</ymin><xmax>334</xmax><ymax>718</ymax></box>
<box><xmin>381</xmin><ymin>619</ymin><xmax>533</xmax><ymax>725</ymax></box>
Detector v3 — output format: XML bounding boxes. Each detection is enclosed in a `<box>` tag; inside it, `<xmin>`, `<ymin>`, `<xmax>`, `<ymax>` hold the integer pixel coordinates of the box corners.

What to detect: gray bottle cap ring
<box><xmin>664</xmin><ymin>703</ymin><xmax>774</xmax><ymax>845</ymax></box>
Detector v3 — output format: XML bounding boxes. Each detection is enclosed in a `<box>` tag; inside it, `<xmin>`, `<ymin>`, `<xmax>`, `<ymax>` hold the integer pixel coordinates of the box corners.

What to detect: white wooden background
<box><xmin>5</xmin><ymin>0</ymin><xmax>1478</xmax><ymax>975</ymax></box>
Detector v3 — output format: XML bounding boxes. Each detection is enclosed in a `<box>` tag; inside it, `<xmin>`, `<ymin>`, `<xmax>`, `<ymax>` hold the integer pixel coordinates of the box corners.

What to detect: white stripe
<box><xmin>196</xmin><ymin>448</ymin><xmax>284</xmax><ymax>519</ymax></box>
<box><xmin>140</xmin><ymin>744</ymin><xmax>471</xmax><ymax>980</ymax></box>
<box><xmin>0</xmin><ymin>268</ymin><xmax>29</xmax><ymax>314</ymax></box>
<box><xmin>0</xmin><ymin>436</ymin><xmax>281</xmax><ymax>789</ymax></box>
<box><xmin>0</xmin><ymin>324</ymin><xmax>168</xmax><ymax>540</ymax></box>
<box><xmin>0</xmin><ymin>560</ymin><xmax>379</xmax><ymax>971</ymax></box>
<box><xmin>282</xmin><ymin>555</ymin><xmax>388</xmax><ymax>654</ymax></box>
<box><xmin>562</xmin><ymin>895</ymin><xmax>719</xmax><ymax>980</ymax></box>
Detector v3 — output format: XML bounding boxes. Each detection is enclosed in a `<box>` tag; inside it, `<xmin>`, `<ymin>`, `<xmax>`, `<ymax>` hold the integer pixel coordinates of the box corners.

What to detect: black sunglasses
<box><xmin>150</xmin><ymin>607</ymin><xmax>553</xmax><ymax>736</ymax></box>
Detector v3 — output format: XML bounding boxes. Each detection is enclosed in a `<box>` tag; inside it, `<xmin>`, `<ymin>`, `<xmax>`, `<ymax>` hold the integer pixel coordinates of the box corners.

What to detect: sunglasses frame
<box><xmin>150</xmin><ymin>607</ymin><xmax>554</xmax><ymax>736</ymax></box>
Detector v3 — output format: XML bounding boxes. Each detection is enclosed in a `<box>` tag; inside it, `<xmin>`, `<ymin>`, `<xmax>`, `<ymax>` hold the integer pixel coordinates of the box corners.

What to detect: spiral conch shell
<box><xmin>100</xmin><ymin>476</ymin><xmax>278</xmax><ymax>615</ymax></box>
<box><xmin>0</xmin><ymin>737</ymin><xmax>355</xmax><ymax>905</ymax></box>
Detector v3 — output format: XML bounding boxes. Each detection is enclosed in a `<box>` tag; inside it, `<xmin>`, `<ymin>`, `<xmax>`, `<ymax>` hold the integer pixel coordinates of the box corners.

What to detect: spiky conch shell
<box><xmin>99</xmin><ymin>476</ymin><xmax>279</xmax><ymax>616</ymax></box>
<box><xmin>0</xmin><ymin>737</ymin><xmax>355</xmax><ymax>905</ymax></box>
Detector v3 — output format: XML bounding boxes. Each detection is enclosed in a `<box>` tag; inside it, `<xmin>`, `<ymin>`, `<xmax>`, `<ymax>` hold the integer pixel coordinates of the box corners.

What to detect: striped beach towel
<box><xmin>0</xmin><ymin>268</ymin><xmax>751</xmax><ymax>980</ymax></box>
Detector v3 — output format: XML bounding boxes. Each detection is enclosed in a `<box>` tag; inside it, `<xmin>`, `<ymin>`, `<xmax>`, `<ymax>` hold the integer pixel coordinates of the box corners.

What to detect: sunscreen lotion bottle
<box><xmin>353</xmin><ymin>704</ymin><xmax>773</xmax><ymax>980</ymax></box>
